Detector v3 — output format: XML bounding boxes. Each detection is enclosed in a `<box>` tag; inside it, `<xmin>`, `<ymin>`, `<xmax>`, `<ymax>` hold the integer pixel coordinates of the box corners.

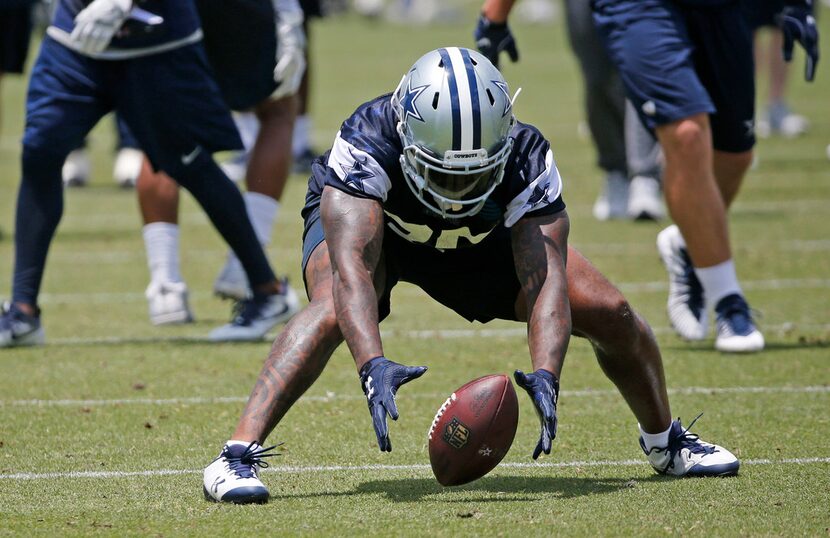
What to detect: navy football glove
<box><xmin>514</xmin><ymin>368</ymin><xmax>559</xmax><ymax>460</ymax></box>
<box><xmin>777</xmin><ymin>2</ymin><xmax>819</xmax><ymax>81</ymax></box>
<box><xmin>474</xmin><ymin>14</ymin><xmax>519</xmax><ymax>70</ymax></box>
<box><xmin>359</xmin><ymin>356</ymin><xmax>427</xmax><ymax>452</ymax></box>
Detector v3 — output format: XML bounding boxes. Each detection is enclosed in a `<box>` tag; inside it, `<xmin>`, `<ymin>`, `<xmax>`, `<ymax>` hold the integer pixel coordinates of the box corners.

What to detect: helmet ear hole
<box><xmin>432</xmin><ymin>92</ymin><xmax>440</xmax><ymax>110</ymax></box>
<box><xmin>485</xmin><ymin>88</ymin><xmax>495</xmax><ymax>106</ymax></box>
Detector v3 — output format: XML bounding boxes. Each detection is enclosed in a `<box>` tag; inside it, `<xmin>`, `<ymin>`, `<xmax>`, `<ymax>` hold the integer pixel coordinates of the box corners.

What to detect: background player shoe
<box><xmin>714</xmin><ymin>294</ymin><xmax>765</xmax><ymax>353</ymax></box>
<box><xmin>208</xmin><ymin>283</ymin><xmax>299</xmax><ymax>342</ymax></box>
<box><xmin>62</xmin><ymin>148</ymin><xmax>91</xmax><ymax>187</ymax></box>
<box><xmin>657</xmin><ymin>225</ymin><xmax>707</xmax><ymax>340</ymax></box>
<box><xmin>640</xmin><ymin>417</ymin><xmax>740</xmax><ymax>477</ymax></box>
<box><xmin>219</xmin><ymin>151</ymin><xmax>250</xmax><ymax>183</ymax></box>
<box><xmin>627</xmin><ymin>176</ymin><xmax>665</xmax><ymax>221</ymax></box>
<box><xmin>0</xmin><ymin>302</ymin><xmax>45</xmax><ymax>348</ymax></box>
<box><xmin>145</xmin><ymin>281</ymin><xmax>194</xmax><ymax>326</ymax></box>
<box><xmin>203</xmin><ymin>441</ymin><xmax>279</xmax><ymax>503</ymax></box>
<box><xmin>112</xmin><ymin>147</ymin><xmax>143</xmax><ymax>188</ymax></box>
<box><xmin>592</xmin><ymin>171</ymin><xmax>630</xmax><ymax>221</ymax></box>
<box><xmin>213</xmin><ymin>255</ymin><xmax>250</xmax><ymax>300</ymax></box>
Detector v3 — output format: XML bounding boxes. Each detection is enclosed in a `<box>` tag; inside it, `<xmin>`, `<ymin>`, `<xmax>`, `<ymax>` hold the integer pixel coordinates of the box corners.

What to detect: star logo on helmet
<box><xmin>400</xmin><ymin>81</ymin><xmax>429</xmax><ymax>123</ymax></box>
<box><xmin>341</xmin><ymin>149</ymin><xmax>375</xmax><ymax>193</ymax></box>
<box><xmin>492</xmin><ymin>80</ymin><xmax>512</xmax><ymax>118</ymax></box>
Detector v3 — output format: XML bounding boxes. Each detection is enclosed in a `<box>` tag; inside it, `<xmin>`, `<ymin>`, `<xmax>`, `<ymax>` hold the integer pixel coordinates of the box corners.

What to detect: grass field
<box><xmin>1</xmin><ymin>9</ymin><xmax>829</xmax><ymax>537</ymax></box>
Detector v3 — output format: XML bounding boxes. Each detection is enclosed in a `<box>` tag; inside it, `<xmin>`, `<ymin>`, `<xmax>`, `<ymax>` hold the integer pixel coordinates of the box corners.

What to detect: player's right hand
<box><xmin>272</xmin><ymin>0</ymin><xmax>307</xmax><ymax>100</ymax></box>
<box><xmin>777</xmin><ymin>3</ymin><xmax>819</xmax><ymax>81</ymax></box>
<box><xmin>359</xmin><ymin>356</ymin><xmax>428</xmax><ymax>452</ymax></box>
<box><xmin>514</xmin><ymin>368</ymin><xmax>559</xmax><ymax>460</ymax></box>
<box><xmin>70</xmin><ymin>0</ymin><xmax>132</xmax><ymax>55</ymax></box>
<box><xmin>474</xmin><ymin>13</ymin><xmax>519</xmax><ymax>70</ymax></box>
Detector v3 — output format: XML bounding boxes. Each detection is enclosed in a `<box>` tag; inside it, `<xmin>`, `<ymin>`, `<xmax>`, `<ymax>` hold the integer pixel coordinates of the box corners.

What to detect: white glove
<box><xmin>70</xmin><ymin>0</ymin><xmax>133</xmax><ymax>55</ymax></box>
<box><xmin>271</xmin><ymin>0</ymin><xmax>306</xmax><ymax>100</ymax></box>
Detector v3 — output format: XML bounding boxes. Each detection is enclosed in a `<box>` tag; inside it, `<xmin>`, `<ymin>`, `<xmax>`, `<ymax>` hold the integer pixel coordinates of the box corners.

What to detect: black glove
<box><xmin>474</xmin><ymin>13</ymin><xmax>519</xmax><ymax>70</ymax></box>
<box><xmin>514</xmin><ymin>368</ymin><xmax>559</xmax><ymax>460</ymax></box>
<box><xmin>777</xmin><ymin>2</ymin><xmax>819</xmax><ymax>81</ymax></box>
<box><xmin>359</xmin><ymin>356</ymin><xmax>427</xmax><ymax>452</ymax></box>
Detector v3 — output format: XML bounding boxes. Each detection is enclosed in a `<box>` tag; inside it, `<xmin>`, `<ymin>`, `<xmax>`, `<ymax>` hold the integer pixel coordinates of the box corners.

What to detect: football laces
<box><xmin>427</xmin><ymin>393</ymin><xmax>457</xmax><ymax>440</ymax></box>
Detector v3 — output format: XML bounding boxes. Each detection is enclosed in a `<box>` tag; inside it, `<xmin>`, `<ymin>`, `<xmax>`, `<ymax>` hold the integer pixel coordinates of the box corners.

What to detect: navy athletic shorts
<box><xmin>593</xmin><ymin>0</ymin><xmax>755</xmax><ymax>152</ymax></box>
<box><xmin>197</xmin><ymin>0</ymin><xmax>279</xmax><ymax>110</ymax></box>
<box><xmin>0</xmin><ymin>6</ymin><xmax>33</xmax><ymax>74</ymax></box>
<box><xmin>23</xmin><ymin>37</ymin><xmax>242</xmax><ymax>173</ymax></box>
<box><xmin>301</xmin><ymin>204</ymin><xmax>521</xmax><ymax>324</ymax></box>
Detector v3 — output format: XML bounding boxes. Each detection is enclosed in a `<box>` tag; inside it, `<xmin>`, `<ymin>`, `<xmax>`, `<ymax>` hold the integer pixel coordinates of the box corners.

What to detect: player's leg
<box><xmin>113</xmin><ymin>113</ymin><xmax>143</xmax><ymax>188</ymax></box>
<box><xmin>624</xmin><ymin>99</ymin><xmax>664</xmax><ymax>220</ymax></box>
<box><xmin>545</xmin><ymin>246</ymin><xmax>738</xmax><ymax>476</ymax></box>
<box><xmin>134</xmin><ymin>161</ymin><xmax>194</xmax><ymax>325</ymax></box>
<box><xmin>214</xmin><ymin>95</ymin><xmax>299</xmax><ymax>300</ymax></box>
<box><xmin>1</xmin><ymin>37</ymin><xmax>109</xmax><ymax>348</ymax></box>
<box><xmin>564</xmin><ymin>0</ymin><xmax>629</xmax><ymax>221</ymax></box>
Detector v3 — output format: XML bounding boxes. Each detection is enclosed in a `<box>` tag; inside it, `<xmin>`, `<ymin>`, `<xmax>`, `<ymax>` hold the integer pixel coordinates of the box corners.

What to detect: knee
<box><xmin>576</xmin><ymin>291</ymin><xmax>640</xmax><ymax>343</ymax></box>
<box><xmin>21</xmin><ymin>144</ymin><xmax>66</xmax><ymax>185</ymax></box>
<box><xmin>662</xmin><ymin>117</ymin><xmax>710</xmax><ymax>160</ymax></box>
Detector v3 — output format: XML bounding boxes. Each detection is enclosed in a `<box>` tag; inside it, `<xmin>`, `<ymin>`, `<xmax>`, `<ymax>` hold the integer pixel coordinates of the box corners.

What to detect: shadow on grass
<box><xmin>273</xmin><ymin>475</ymin><xmax>666</xmax><ymax>503</ymax></box>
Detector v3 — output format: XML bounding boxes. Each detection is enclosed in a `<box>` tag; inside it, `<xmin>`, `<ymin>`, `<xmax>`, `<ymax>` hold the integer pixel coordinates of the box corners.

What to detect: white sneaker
<box><xmin>219</xmin><ymin>151</ymin><xmax>249</xmax><ymax>183</ymax></box>
<box><xmin>62</xmin><ymin>149</ymin><xmax>91</xmax><ymax>187</ymax></box>
<box><xmin>203</xmin><ymin>441</ymin><xmax>279</xmax><ymax>503</ymax></box>
<box><xmin>213</xmin><ymin>255</ymin><xmax>250</xmax><ymax>300</ymax></box>
<box><xmin>641</xmin><ymin>417</ymin><xmax>740</xmax><ymax>477</ymax></box>
<box><xmin>145</xmin><ymin>281</ymin><xmax>194</xmax><ymax>326</ymax></box>
<box><xmin>627</xmin><ymin>176</ymin><xmax>665</xmax><ymax>221</ymax></box>
<box><xmin>0</xmin><ymin>302</ymin><xmax>45</xmax><ymax>348</ymax></box>
<box><xmin>656</xmin><ymin>225</ymin><xmax>708</xmax><ymax>340</ymax></box>
<box><xmin>714</xmin><ymin>293</ymin><xmax>764</xmax><ymax>353</ymax></box>
<box><xmin>113</xmin><ymin>148</ymin><xmax>144</xmax><ymax>188</ymax></box>
<box><xmin>208</xmin><ymin>282</ymin><xmax>300</xmax><ymax>342</ymax></box>
<box><xmin>592</xmin><ymin>171</ymin><xmax>630</xmax><ymax>221</ymax></box>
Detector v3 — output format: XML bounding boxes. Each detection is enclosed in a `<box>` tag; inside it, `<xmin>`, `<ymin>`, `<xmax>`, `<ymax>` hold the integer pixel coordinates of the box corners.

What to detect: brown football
<box><xmin>427</xmin><ymin>374</ymin><xmax>519</xmax><ymax>486</ymax></box>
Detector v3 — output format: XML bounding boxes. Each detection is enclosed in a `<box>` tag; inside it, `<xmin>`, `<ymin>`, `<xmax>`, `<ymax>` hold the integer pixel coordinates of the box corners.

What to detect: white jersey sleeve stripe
<box><xmin>327</xmin><ymin>131</ymin><xmax>393</xmax><ymax>201</ymax></box>
<box><xmin>503</xmin><ymin>149</ymin><xmax>563</xmax><ymax>227</ymax></box>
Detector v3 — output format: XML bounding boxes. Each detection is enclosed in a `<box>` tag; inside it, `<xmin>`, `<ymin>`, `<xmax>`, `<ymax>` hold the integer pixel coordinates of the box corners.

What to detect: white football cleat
<box><xmin>113</xmin><ymin>147</ymin><xmax>144</xmax><ymax>188</ymax></box>
<box><xmin>203</xmin><ymin>441</ymin><xmax>279</xmax><ymax>503</ymax></box>
<box><xmin>208</xmin><ymin>282</ymin><xmax>299</xmax><ymax>342</ymax></box>
<box><xmin>641</xmin><ymin>416</ymin><xmax>740</xmax><ymax>477</ymax></box>
<box><xmin>592</xmin><ymin>171</ymin><xmax>630</xmax><ymax>221</ymax></box>
<box><xmin>627</xmin><ymin>176</ymin><xmax>665</xmax><ymax>221</ymax></box>
<box><xmin>62</xmin><ymin>149</ymin><xmax>91</xmax><ymax>187</ymax></box>
<box><xmin>656</xmin><ymin>225</ymin><xmax>708</xmax><ymax>340</ymax></box>
<box><xmin>0</xmin><ymin>302</ymin><xmax>45</xmax><ymax>349</ymax></box>
<box><xmin>145</xmin><ymin>281</ymin><xmax>194</xmax><ymax>326</ymax></box>
<box><xmin>213</xmin><ymin>254</ymin><xmax>250</xmax><ymax>300</ymax></box>
<box><xmin>714</xmin><ymin>294</ymin><xmax>764</xmax><ymax>353</ymax></box>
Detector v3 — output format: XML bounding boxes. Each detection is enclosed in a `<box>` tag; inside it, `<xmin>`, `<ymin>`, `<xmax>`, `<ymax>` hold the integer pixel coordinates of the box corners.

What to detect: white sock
<box><xmin>142</xmin><ymin>222</ymin><xmax>182</xmax><ymax>284</ymax></box>
<box><xmin>292</xmin><ymin>114</ymin><xmax>311</xmax><ymax>155</ymax></box>
<box><xmin>226</xmin><ymin>192</ymin><xmax>279</xmax><ymax>265</ymax></box>
<box><xmin>639</xmin><ymin>423</ymin><xmax>672</xmax><ymax>451</ymax></box>
<box><xmin>226</xmin><ymin>439</ymin><xmax>258</xmax><ymax>448</ymax></box>
<box><xmin>232</xmin><ymin>111</ymin><xmax>261</xmax><ymax>153</ymax></box>
<box><xmin>694</xmin><ymin>259</ymin><xmax>743</xmax><ymax>309</ymax></box>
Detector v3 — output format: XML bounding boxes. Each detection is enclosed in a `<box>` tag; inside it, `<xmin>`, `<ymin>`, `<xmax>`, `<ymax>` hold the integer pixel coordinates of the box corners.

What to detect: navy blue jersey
<box><xmin>49</xmin><ymin>0</ymin><xmax>202</xmax><ymax>59</ymax></box>
<box><xmin>302</xmin><ymin>94</ymin><xmax>566</xmax><ymax>253</ymax></box>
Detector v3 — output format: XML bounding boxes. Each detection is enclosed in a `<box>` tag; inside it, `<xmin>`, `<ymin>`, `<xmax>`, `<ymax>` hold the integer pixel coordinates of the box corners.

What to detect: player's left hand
<box><xmin>514</xmin><ymin>368</ymin><xmax>559</xmax><ymax>460</ymax></box>
<box><xmin>474</xmin><ymin>13</ymin><xmax>519</xmax><ymax>70</ymax></box>
<box><xmin>271</xmin><ymin>0</ymin><xmax>307</xmax><ymax>100</ymax></box>
<box><xmin>359</xmin><ymin>356</ymin><xmax>428</xmax><ymax>452</ymax></box>
<box><xmin>777</xmin><ymin>2</ymin><xmax>819</xmax><ymax>81</ymax></box>
<box><xmin>70</xmin><ymin>0</ymin><xmax>133</xmax><ymax>55</ymax></box>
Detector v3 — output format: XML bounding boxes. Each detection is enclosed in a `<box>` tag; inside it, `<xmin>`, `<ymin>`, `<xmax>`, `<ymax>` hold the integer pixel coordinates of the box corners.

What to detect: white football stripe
<box><xmin>1</xmin><ymin>457</ymin><xmax>827</xmax><ymax>481</ymax></box>
<box><xmin>446</xmin><ymin>47</ymin><xmax>474</xmax><ymax>150</ymax></box>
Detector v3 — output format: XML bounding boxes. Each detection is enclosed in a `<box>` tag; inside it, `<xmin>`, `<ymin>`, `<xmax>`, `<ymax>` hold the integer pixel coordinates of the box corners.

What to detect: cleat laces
<box><xmin>223</xmin><ymin>442</ymin><xmax>282</xmax><ymax>479</ymax></box>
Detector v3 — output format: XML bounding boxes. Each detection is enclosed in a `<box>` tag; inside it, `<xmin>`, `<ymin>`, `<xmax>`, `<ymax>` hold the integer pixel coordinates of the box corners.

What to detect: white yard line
<box><xmin>3</xmin><ymin>385</ymin><xmax>828</xmax><ymax>408</ymax></box>
<box><xmin>1</xmin><ymin>457</ymin><xmax>828</xmax><ymax>481</ymax></box>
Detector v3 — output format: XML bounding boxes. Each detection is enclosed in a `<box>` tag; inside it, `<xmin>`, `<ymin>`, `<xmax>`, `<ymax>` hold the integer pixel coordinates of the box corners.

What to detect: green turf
<box><xmin>1</xmin><ymin>10</ymin><xmax>829</xmax><ymax>537</ymax></box>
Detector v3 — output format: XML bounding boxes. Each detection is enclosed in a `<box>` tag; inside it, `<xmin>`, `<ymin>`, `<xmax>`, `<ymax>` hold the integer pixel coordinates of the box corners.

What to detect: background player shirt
<box><xmin>48</xmin><ymin>0</ymin><xmax>202</xmax><ymax>59</ymax></box>
<box><xmin>304</xmin><ymin>94</ymin><xmax>566</xmax><ymax>252</ymax></box>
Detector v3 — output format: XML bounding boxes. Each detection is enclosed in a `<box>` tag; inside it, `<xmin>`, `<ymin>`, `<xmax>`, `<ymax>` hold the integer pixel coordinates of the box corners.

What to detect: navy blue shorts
<box><xmin>197</xmin><ymin>0</ymin><xmax>279</xmax><ymax>110</ymax></box>
<box><xmin>301</xmin><ymin>205</ymin><xmax>521</xmax><ymax>324</ymax></box>
<box><xmin>0</xmin><ymin>6</ymin><xmax>33</xmax><ymax>74</ymax></box>
<box><xmin>23</xmin><ymin>37</ymin><xmax>242</xmax><ymax>173</ymax></box>
<box><xmin>593</xmin><ymin>0</ymin><xmax>755</xmax><ymax>152</ymax></box>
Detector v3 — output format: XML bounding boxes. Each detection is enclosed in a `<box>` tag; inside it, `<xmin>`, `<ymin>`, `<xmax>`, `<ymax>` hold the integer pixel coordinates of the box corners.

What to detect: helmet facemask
<box><xmin>392</xmin><ymin>47</ymin><xmax>516</xmax><ymax>219</ymax></box>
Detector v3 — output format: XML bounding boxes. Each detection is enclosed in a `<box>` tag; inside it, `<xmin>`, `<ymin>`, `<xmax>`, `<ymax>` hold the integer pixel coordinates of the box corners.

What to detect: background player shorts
<box><xmin>593</xmin><ymin>0</ymin><xmax>755</xmax><ymax>153</ymax></box>
<box><xmin>0</xmin><ymin>5</ymin><xmax>33</xmax><ymax>74</ymax></box>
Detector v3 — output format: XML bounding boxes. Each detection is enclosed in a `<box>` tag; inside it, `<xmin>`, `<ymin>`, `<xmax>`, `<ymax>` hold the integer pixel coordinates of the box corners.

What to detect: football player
<box><xmin>592</xmin><ymin>0</ymin><xmax>818</xmax><ymax>352</ymax></box>
<box><xmin>132</xmin><ymin>0</ymin><xmax>306</xmax><ymax>338</ymax></box>
<box><xmin>203</xmin><ymin>48</ymin><xmax>740</xmax><ymax>504</ymax></box>
<box><xmin>0</xmin><ymin>0</ymin><xmax>295</xmax><ymax>347</ymax></box>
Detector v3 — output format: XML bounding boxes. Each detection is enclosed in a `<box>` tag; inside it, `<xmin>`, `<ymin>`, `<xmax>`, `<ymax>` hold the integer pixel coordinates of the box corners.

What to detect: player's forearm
<box><xmin>320</xmin><ymin>187</ymin><xmax>386</xmax><ymax>371</ymax></box>
<box><xmin>481</xmin><ymin>0</ymin><xmax>515</xmax><ymax>23</ymax></box>
<box><xmin>526</xmin><ymin>278</ymin><xmax>571</xmax><ymax>378</ymax></box>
